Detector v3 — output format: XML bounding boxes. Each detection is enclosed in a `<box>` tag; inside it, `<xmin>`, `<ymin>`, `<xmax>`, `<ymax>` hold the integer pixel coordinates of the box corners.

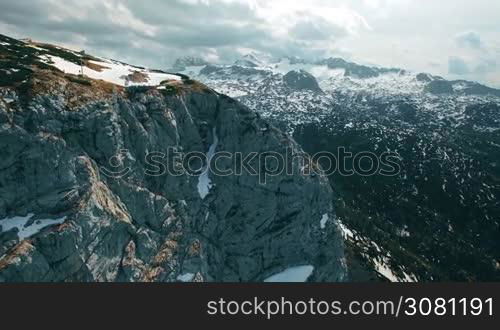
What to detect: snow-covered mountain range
<box><xmin>173</xmin><ymin>53</ymin><xmax>500</xmax><ymax>281</ymax></box>
<box><xmin>175</xmin><ymin>54</ymin><xmax>500</xmax><ymax>130</ymax></box>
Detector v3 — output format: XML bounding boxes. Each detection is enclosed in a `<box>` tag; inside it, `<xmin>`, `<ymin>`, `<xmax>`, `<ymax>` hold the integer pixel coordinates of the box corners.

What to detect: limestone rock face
<box><xmin>0</xmin><ymin>80</ymin><xmax>345</xmax><ymax>282</ymax></box>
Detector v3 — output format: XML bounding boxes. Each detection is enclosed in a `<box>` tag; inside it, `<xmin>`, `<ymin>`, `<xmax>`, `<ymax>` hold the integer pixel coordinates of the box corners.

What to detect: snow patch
<box><xmin>43</xmin><ymin>54</ymin><xmax>81</xmax><ymax>74</ymax></box>
<box><xmin>197</xmin><ymin>127</ymin><xmax>218</xmax><ymax>199</ymax></box>
<box><xmin>0</xmin><ymin>214</ymin><xmax>67</xmax><ymax>240</ymax></box>
<box><xmin>264</xmin><ymin>265</ymin><xmax>314</xmax><ymax>282</ymax></box>
<box><xmin>320</xmin><ymin>213</ymin><xmax>329</xmax><ymax>229</ymax></box>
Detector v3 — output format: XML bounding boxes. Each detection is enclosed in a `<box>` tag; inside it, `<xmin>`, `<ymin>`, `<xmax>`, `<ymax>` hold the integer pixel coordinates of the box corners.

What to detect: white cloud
<box><xmin>0</xmin><ymin>0</ymin><xmax>499</xmax><ymax>87</ymax></box>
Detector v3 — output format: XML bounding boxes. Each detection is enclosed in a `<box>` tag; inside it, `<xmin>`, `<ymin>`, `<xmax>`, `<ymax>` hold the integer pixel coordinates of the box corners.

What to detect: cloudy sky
<box><xmin>1</xmin><ymin>0</ymin><xmax>499</xmax><ymax>87</ymax></box>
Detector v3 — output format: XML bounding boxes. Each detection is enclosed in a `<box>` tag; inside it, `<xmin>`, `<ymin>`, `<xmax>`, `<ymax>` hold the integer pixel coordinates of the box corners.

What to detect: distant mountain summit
<box><xmin>174</xmin><ymin>52</ymin><xmax>500</xmax><ymax>99</ymax></box>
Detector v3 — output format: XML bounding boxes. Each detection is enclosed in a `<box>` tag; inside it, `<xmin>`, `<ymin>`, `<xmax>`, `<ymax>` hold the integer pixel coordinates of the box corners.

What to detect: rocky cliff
<box><xmin>0</xmin><ymin>34</ymin><xmax>346</xmax><ymax>282</ymax></box>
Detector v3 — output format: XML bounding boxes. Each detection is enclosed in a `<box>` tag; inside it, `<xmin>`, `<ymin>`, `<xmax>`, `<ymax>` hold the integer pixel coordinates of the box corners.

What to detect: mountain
<box><xmin>174</xmin><ymin>53</ymin><xmax>500</xmax><ymax>281</ymax></box>
<box><xmin>0</xmin><ymin>34</ymin><xmax>346</xmax><ymax>282</ymax></box>
<box><xmin>172</xmin><ymin>56</ymin><xmax>209</xmax><ymax>71</ymax></box>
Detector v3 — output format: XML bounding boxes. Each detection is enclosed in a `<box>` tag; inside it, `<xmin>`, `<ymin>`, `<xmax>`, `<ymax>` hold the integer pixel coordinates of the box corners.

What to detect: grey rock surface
<box><xmin>0</xmin><ymin>81</ymin><xmax>346</xmax><ymax>282</ymax></box>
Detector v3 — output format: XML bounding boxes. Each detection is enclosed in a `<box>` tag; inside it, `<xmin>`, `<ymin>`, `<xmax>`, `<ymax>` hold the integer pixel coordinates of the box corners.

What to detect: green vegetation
<box><xmin>291</xmin><ymin>118</ymin><xmax>500</xmax><ymax>281</ymax></box>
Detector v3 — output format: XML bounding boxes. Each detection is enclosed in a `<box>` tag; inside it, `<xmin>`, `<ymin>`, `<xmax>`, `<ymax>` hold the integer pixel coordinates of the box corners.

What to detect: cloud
<box><xmin>289</xmin><ymin>18</ymin><xmax>347</xmax><ymax>41</ymax></box>
<box><xmin>448</xmin><ymin>56</ymin><xmax>470</xmax><ymax>75</ymax></box>
<box><xmin>455</xmin><ymin>31</ymin><xmax>482</xmax><ymax>49</ymax></box>
<box><xmin>474</xmin><ymin>58</ymin><xmax>496</xmax><ymax>74</ymax></box>
<box><xmin>0</xmin><ymin>0</ymin><xmax>499</xmax><ymax>87</ymax></box>
<box><xmin>448</xmin><ymin>56</ymin><xmax>497</xmax><ymax>77</ymax></box>
<box><xmin>0</xmin><ymin>0</ymin><xmax>370</xmax><ymax>67</ymax></box>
